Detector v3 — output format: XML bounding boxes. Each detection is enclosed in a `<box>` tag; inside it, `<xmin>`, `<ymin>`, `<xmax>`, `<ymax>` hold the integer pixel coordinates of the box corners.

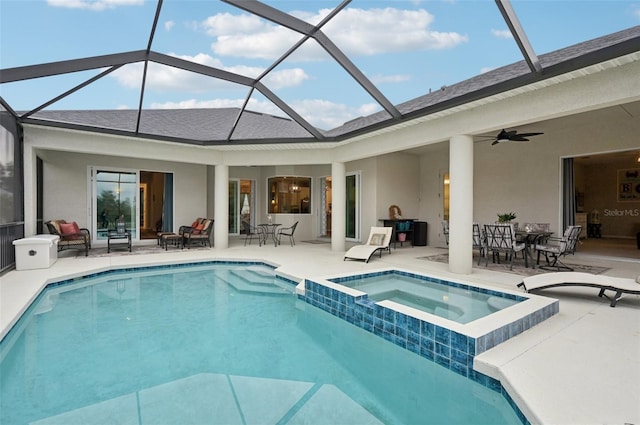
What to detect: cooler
<box><xmin>12</xmin><ymin>235</ymin><xmax>59</xmax><ymax>271</ymax></box>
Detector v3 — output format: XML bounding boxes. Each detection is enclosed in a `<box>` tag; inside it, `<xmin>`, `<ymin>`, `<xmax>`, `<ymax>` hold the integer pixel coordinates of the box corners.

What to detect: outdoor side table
<box><xmin>108</xmin><ymin>230</ymin><xmax>131</xmax><ymax>253</ymax></box>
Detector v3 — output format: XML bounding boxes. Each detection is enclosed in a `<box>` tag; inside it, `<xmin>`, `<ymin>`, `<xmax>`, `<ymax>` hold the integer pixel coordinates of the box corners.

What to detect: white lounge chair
<box><xmin>517</xmin><ymin>272</ymin><xmax>640</xmax><ymax>307</ymax></box>
<box><xmin>344</xmin><ymin>227</ymin><xmax>393</xmax><ymax>263</ymax></box>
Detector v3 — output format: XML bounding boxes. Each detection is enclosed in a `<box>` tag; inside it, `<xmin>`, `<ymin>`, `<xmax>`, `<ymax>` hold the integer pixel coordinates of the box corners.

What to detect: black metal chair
<box><xmin>277</xmin><ymin>221</ymin><xmax>298</xmax><ymax>247</ymax></box>
<box><xmin>241</xmin><ymin>220</ymin><xmax>264</xmax><ymax>246</ymax></box>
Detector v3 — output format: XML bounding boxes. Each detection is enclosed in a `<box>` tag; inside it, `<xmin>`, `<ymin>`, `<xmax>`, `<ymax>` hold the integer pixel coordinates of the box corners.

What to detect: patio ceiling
<box><xmin>1</xmin><ymin>1</ymin><xmax>639</xmax><ymax>146</ymax></box>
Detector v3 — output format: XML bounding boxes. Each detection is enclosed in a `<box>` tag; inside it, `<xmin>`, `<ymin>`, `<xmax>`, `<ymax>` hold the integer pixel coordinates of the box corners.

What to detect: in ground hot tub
<box><xmin>297</xmin><ymin>268</ymin><xmax>557</xmax><ymax>380</ymax></box>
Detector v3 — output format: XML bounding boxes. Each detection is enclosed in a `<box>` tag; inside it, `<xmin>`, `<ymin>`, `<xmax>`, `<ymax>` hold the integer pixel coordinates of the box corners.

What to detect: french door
<box><xmin>319</xmin><ymin>172</ymin><xmax>360</xmax><ymax>240</ymax></box>
<box><xmin>346</xmin><ymin>172</ymin><xmax>360</xmax><ymax>241</ymax></box>
<box><xmin>230</xmin><ymin>179</ymin><xmax>257</xmax><ymax>235</ymax></box>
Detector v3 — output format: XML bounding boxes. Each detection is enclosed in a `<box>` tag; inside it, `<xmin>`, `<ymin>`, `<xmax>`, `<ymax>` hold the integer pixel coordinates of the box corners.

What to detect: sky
<box><xmin>1</xmin><ymin>0</ymin><xmax>639</xmax><ymax>130</ymax></box>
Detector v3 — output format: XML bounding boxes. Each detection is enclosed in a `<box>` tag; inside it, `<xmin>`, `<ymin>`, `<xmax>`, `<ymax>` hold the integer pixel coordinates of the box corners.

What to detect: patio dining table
<box><xmin>258</xmin><ymin>223</ymin><xmax>281</xmax><ymax>246</ymax></box>
<box><xmin>515</xmin><ymin>230</ymin><xmax>553</xmax><ymax>268</ymax></box>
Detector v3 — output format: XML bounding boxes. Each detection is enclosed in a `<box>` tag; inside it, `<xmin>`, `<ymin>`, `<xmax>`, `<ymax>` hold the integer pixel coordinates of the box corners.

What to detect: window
<box><xmin>268</xmin><ymin>177</ymin><xmax>311</xmax><ymax>214</ymax></box>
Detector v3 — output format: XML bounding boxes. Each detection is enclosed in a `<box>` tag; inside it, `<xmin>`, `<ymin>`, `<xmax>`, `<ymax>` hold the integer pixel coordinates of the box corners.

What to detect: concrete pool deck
<box><xmin>1</xmin><ymin>240</ymin><xmax>638</xmax><ymax>424</ymax></box>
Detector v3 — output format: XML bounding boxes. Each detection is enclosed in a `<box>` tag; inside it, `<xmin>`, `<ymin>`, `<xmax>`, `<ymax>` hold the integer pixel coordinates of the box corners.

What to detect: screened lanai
<box><xmin>1</xmin><ymin>1</ymin><xmax>639</xmax><ymax>273</ymax></box>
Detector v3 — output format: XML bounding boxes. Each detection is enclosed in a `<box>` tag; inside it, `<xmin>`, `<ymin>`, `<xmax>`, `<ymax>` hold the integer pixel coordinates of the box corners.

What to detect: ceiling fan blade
<box><xmin>491</xmin><ymin>139</ymin><xmax>500</xmax><ymax>145</ymax></box>
<box><xmin>517</xmin><ymin>132</ymin><xmax>544</xmax><ymax>137</ymax></box>
<box><xmin>510</xmin><ymin>137</ymin><xmax>530</xmax><ymax>142</ymax></box>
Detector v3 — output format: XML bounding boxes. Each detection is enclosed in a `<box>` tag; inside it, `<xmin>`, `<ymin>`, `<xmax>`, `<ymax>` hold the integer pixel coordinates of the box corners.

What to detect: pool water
<box><xmin>333</xmin><ymin>272</ymin><xmax>521</xmax><ymax>324</ymax></box>
<box><xmin>0</xmin><ymin>263</ymin><xmax>521</xmax><ymax>424</ymax></box>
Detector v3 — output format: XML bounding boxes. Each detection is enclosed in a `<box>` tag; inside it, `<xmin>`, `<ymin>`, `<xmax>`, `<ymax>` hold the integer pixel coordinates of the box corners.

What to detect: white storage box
<box><xmin>13</xmin><ymin>235</ymin><xmax>60</xmax><ymax>271</ymax></box>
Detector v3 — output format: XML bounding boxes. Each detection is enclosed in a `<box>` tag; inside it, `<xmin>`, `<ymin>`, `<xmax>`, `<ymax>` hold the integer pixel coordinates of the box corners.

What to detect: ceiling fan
<box><xmin>481</xmin><ymin>129</ymin><xmax>544</xmax><ymax>145</ymax></box>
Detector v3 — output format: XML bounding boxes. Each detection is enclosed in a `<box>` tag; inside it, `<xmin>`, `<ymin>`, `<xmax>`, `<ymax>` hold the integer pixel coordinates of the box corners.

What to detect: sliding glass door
<box><xmin>90</xmin><ymin>167</ymin><xmax>174</xmax><ymax>242</ymax></box>
<box><xmin>94</xmin><ymin>169</ymin><xmax>138</xmax><ymax>240</ymax></box>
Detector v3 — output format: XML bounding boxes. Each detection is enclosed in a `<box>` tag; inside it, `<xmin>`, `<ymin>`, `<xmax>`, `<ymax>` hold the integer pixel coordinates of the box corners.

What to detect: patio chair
<box><xmin>277</xmin><ymin>221</ymin><xmax>299</xmax><ymax>247</ymax></box>
<box><xmin>472</xmin><ymin>223</ymin><xmax>486</xmax><ymax>265</ymax></box>
<box><xmin>518</xmin><ymin>272</ymin><xmax>640</xmax><ymax>307</ymax></box>
<box><xmin>442</xmin><ymin>220</ymin><xmax>449</xmax><ymax>246</ymax></box>
<box><xmin>241</xmin><ymin>220</ymin><xmax>264</xmax><ymax>246</ymax></box>
<box><xmin>182</xmin><ymin>218</ymin><xmax>213</xmax><ymax>248</ymax></box>
<box><xmin>344</xmin><ymin>227</ymin><xmax>393</xmax><ymax>263</ymax></box>
<box><xmin>45</xmin><ymin>219</ymin><xmax>91</xmax><ymax>256</ymax></box>
<box><xmin>484</xmin><ymin>223</ymin><xmax>527</xmax><ymax>270</ymax></box>
<box><xmin>535</xmin><ymin>225</ymin><xmax>582</xmax><ymax>271</ymax></box>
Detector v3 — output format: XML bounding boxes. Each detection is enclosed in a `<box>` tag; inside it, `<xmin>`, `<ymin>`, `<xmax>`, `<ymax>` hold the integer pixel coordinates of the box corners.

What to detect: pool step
<box><xmin>221</xmin><ymin>267</ymin><xmax>291</xmax><ymax>296</ymax></box>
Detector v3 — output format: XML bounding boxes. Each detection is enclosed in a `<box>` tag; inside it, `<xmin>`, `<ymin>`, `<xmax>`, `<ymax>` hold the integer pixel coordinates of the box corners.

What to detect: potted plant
<box><xmin>497</xmin><ymin>212</ymin><xmax>517</xmax><ymax>223</ymax></box>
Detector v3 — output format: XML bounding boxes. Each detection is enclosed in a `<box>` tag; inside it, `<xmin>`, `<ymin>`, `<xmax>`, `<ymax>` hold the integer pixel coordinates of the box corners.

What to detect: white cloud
<box><xmin>370</xmin><ymin>74</ymin><xmax>412</xmax><ymax>84</ymax></box>
<box><xmin>325</xmin><ymin>8</ymin><xmax>467</xmax><ymax>54</ymax></box>
<box><xmin>149</xmin><ymin>97</ymin><xmax>290</xmax><ymax>124</ymax></box>
<box><xmin>110</xmin><ymin>53</ymin><xmax>309</xmax><ymax>92</ymax></box>
<box><xmin>202</xmin><ymin>7</ymin><xmax>468</xmax><ymax>61</ymax></box>
<box><xmin>491</xmin><ymin>29</ymin><xmax>513</xmax><ymax>39</ymax></box>
<box><xmin>164</xmin><ymin>20</ymin><xmax>175</xmax><ymax>31</ymax></box>
<box><xmin>633</xmin><ymin>6</ymin><xmax>640</xmax><ymax>19</ymax></box>
<box><xmin>480</xmin><ymin>66</ymin><xmax>497</xmax><ymax>74</ymax></box>
<box><xmin>287</xmin><ymin>99</ymin><xmax>380</xmax><ymax>129</ymax></box>
<box><xmin>148</xmin><ymin>96</ymin><xmax>375</xmax><ymax>130</ymax></box>
<box><xmin>46</xmin><ymin>0</ymin><xmax>142</xmax><ymax>11</ymax></box>
<box><xmin>151</xmin><ymin>98</ymin><xmax>247</xmax><ymax>110</ymax></box>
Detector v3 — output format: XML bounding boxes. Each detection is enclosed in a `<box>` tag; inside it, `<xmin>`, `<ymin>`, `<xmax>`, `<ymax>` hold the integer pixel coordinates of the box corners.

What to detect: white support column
<box><xmin>331</xmin><ymin>162</ymin><xmax>346</xmax><ymax>252</ymax></box>
<box><xmin>214</xmin><ymin>165</ymin><xmax>229</xmax><ymax>249</ymax></box>
<box><xmin>448</xmin><ymin>134</ymin><xmax>474</xmax><ymax>274</ymax></box>
<box><xmin>23</xmin><ymin>142</ymin><xmax>37</xmax><ymax>236</ymax></box>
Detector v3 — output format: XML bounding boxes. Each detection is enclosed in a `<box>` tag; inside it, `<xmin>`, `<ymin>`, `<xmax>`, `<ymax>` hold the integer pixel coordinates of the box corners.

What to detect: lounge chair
<box><xmin>517</xmin><ymin>272</ymin><xmax>640</xmax><ymax>307</ymax></box>
<box><xmin>344</xmin><ymin>227</ymin><xmax>393</xmax><ymax>263</ymax></box>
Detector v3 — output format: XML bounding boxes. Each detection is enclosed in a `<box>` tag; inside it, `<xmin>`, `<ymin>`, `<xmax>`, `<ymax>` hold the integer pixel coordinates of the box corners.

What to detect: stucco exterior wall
<box><xmin>41</xmin><ymin>150</ymin><xmax>207</xmax><ymax>240</ymax></box>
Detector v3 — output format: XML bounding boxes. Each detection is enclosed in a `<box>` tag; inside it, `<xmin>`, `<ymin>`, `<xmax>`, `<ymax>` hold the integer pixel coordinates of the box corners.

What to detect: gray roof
<box><xmin>9</xmin><ymin>25</ymin><xmax>640</xmax><ymax>146</ymax></box>
<box><xmin>28</xmin><ymin>108</ymin><xmax>315</xmax><ymax>145</ymax></box>
<box><xmin>324</xmin><ymin>25</ymin><xmax>640</xmax><ymax>139</ymax></box>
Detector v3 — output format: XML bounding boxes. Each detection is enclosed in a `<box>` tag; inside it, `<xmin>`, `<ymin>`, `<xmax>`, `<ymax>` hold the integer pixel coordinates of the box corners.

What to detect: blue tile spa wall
<box><xmin>299</xmin><ymin>277</ymin><xmax>558</xmax><ymax>384</ymax></box>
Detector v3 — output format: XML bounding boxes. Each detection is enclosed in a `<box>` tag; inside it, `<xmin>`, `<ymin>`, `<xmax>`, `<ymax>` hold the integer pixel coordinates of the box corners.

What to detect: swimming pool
<box><xmin>0</xmin><ymin>261</ymin><xmax>524</xmax><ymax>424</ymax></box>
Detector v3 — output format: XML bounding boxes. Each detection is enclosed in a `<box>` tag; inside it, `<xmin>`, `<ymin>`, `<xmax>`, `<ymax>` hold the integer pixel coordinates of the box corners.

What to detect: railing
<box><xmin>0</xmin><ymin>222</ymin><xmax>24</xmax><ymax>274</ymax></box>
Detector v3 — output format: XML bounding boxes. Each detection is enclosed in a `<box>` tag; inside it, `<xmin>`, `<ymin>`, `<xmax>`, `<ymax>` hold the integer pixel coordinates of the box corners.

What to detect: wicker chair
<box><xmin>45</xmin><ymin>219</ymin><xmax>91</xmax><ymax>256</ymax></box>
<box><xmin>181</xmin><ymin>218</ymin><xmax>214</xmax><ymax>248</ymax></box>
